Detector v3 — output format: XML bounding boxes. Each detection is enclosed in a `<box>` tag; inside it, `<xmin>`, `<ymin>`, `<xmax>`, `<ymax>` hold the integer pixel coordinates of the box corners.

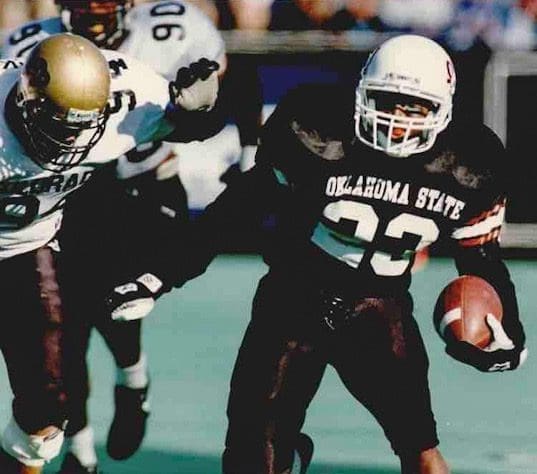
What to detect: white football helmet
<box><xmin>355</xmin><ymin>34</ymin><xmax>456</xmax><ymax>157</ymax></box>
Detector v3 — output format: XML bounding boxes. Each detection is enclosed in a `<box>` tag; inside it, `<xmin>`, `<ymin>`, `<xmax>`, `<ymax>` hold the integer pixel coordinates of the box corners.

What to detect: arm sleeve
<box><xmin>146</xmin><ymin>85</ymin><xmax>311</xmax><ymax>288</ymax></box>
<box><xmin>451</xmin><ymin>198</ymin><xmax>525</xmax><ymax>347</ymax></box>
<box><xmin>219</xmin><ymin>55</ymin><xmax>263</xmax><ymax>147</ymax></box>
<box><xmin>147</xmin><ymin>163</ymin><xmax>286</xmax><ymax>290</ymax></box>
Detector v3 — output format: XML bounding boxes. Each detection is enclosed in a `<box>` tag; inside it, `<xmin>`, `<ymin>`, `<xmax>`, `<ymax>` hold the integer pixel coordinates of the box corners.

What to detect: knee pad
<box><xmin>1</xmin><ymin>417</ymin><xmax>64</xmax><ymax>467</ymax></box>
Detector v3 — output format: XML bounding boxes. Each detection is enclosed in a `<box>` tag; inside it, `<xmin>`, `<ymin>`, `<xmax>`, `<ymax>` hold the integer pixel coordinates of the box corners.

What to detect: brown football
<box><xmin>433</xmin><ymin>275</ymin><xmax>503</xmax><ymax>349</ymax></box>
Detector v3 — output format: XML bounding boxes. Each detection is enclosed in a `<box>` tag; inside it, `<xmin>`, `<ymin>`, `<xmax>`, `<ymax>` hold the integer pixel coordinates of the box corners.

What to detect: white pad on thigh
<box><xmin>1</xmin><ymin>417</ymin><xmax>64</xmax><ymax>467</ymax></box>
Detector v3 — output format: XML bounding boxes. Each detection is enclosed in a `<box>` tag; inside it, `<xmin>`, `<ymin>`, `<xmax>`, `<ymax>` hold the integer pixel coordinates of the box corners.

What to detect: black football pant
<box><xmin>0</xmin><ymin>246</ymin><xmax>69</xmax><ymax>434</ymax></box>
<box><xmin>59</xmin><ymin>166</ymin><xmax>188</xmax><ymax>435</ymax></box>
<box><xmin>222</xmin><ymin>272</ymin><xmax>439</xmax><ymax>474</ymax></box>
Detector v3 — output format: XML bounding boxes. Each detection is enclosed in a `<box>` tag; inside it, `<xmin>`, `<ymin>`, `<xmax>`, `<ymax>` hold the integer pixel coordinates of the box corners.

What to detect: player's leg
<box><xmin>399</xmin><ymin>447</ymin><xmax>449</xmax><ymax>474</ymax></box>
<box><xmin>57</xmin><ymin>175</ymin><xmax>125</xmax><ymax>473</ymax></box>
<box><xmin>57</xmin><ymin>296</ymin><xmax>97</xmax><ymax>474</ymax></box>
<box><xmin>328</xmin><ymin>294</ymin><xmax>449</xmax><ymax>474</ymax></box>
<box><xmin>95</xmin><ymin>316</ymin><xmax>150</xmax><ymax>461</ymax></box>
<box><xmin>98</xmin><ymin>159</ymin><xmax>188</xmax><ymax>460</ymax></box>
<box><xmin>223</xmin><ymin>273</ymin><xmax>327</xmax><ymax>474</ymax></box>
<box><xmin>0</xmin><ymin>248</ymin><xmax>69</xmax><ymax>473</ymax></box>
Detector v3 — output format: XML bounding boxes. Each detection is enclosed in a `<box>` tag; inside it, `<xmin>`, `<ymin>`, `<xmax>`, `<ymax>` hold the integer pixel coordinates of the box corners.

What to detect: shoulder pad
<box><xmin>429</xmin><ymin>121</ymin><xmax>506</xmax><ymax>192</ymax></box>
<box><xmin>273</xmin><ymin>83</ymin><xmax>354</xmax><ymax>137</ymax></box>
<box><xmin>256</xmin><ymin>83</ymin><xmax>354</xmax><ymax>184</ymax></box>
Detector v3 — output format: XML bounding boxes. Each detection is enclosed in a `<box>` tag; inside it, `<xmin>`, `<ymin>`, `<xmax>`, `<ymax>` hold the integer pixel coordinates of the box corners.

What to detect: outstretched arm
<box><xmin>105</xmin><ymin>83</ymin><xmax>320</xmax><ymax>321</ymax></box>
<box><xmin>105</xmin><ymin>163</ymin><xmax>286</xmax><ymax>321</ymax></box>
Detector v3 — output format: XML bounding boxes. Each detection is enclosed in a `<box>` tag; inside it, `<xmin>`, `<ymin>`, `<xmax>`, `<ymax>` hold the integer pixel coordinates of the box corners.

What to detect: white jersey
<box><xmin>0</xmin><ymin>51</ymin><xmax>174</xmax><ymax>259</ymax></box>
<box><xmin>121</xmin><ymin>0</ymin><xmax>226</xmax><ymax>81</ymax></box>
<box><xmin>2</xmin><ymin>1</ymin><xmax>225</xmax><ymax>77</ymax></box>
<box><xmin>2</xmin><ymin>1</ymin><xmax>225</xmax><ymax>178</ymax></box>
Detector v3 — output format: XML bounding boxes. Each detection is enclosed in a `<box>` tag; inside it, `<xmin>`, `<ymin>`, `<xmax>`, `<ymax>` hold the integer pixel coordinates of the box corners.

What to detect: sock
<box><xmin>116</xmin><ymin>353</ymin><xmax>149</xmax><ymax>389</ymax></box>
<box><xmin>66</xmin><ymin>425</ymin><xmax>97</xmax><ymax>467</ymax></box>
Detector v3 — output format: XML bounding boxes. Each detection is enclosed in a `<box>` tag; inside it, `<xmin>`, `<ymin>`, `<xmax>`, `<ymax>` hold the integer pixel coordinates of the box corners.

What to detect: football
<box><xmin>433</xmin><ymin>275</ymin><xmax>503</xmax><ymax>349</ymax></box>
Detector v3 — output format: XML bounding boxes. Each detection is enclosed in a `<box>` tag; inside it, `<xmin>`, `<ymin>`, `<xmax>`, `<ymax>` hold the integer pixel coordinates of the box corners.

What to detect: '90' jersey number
<box><xmin>311</xmin><ymin>200</ymin><xmax>440</xmax><ymax>276</ymax></box>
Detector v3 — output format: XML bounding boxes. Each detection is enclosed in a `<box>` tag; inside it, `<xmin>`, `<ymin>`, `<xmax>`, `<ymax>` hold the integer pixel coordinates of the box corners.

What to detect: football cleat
<box><xmin>295</xmin><ymin>432</ymin><xmax>314</xmax><ymax>474</ymax></box>
<box><xmin>57</xmin><ymin>452</ymin><xmax>100</xmax><ymax>474</ymax></box>
<box><xmin>280</xmin><ymin>432</ymin><xmax>314</xmax><ymax>473</ymax></box>
<box><xmin>106</xmin><ymin>384</ymin><xmax>151</xmax><ymax>460</ymax></box>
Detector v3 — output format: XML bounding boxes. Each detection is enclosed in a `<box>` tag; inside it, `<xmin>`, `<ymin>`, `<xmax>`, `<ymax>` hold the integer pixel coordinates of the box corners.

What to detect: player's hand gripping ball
<box><xmin>433</xmin><ymin>275</ymin><xmax>527</xmax><ymax>372</ymax></box>
<box><xmin>433</xmin><ymin>275</ymin><xmax>503</xmax><ymax>349</ymax></box>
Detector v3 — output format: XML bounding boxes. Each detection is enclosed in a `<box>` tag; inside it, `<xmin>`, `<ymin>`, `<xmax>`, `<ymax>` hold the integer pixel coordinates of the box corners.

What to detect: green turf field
<box><xmin>0</xmin><ymin>255</ymin><xmax>535</xmax><ymax>473</ymax></box>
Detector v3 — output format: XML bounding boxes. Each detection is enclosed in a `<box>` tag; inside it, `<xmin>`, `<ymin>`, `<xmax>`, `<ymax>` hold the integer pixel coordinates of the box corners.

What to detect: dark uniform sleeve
<box><xmin>449</xmin><ymin>125</ymin><xmax>525</xmax><ymax>347</ymax></box>
<box><xmin>145</xmin><ymin>85</ymin><xmax>311</xmax><ymax>289</ymax></box>
<box><xmin>149</xmin><ymin>163</ymin><xmax>285</xmax><ymax>290</ymax></box>
<box><xmin>452</xmin><ymin>207</ymin><xmax>525</xmax><ymax>347</ymax></box>
<box><xmin>220</xmin><ymin>55</ymin><xmax>263</xmax><ymax>147</ymax></box>
<box><xmin>145</xmin><ymin>84</ymin><xmax>351</xmax><ymax>290</ymax></box>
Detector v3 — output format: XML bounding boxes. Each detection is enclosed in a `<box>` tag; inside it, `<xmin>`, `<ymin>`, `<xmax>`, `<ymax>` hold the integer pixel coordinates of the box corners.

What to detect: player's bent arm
<box><xmin>455</xmin><ymin>242</ymin><xmax>525</xmax><ymax>346</ymax></box>
<box><xmin>448</xmin><ymin>241</ymin><xmax>528</xmax><ymax>372</ymax></box>
<box><xmin>106</xmin><ymin>164</ymin><xmax>286</xmax><ymax>321</ymax></box>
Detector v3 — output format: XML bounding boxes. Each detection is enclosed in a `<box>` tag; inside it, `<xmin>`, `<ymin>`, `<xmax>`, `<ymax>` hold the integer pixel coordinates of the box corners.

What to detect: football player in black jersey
<box><xmin>106</xmin><ymin>35</ymin><xmax>527</xmax><ymax>473</ymax></box>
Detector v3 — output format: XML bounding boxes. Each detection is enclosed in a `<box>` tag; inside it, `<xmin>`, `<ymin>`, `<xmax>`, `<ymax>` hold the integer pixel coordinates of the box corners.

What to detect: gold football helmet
<box><xmin>16</xmin><ymin>33</ymin><xmax>111</xmax><ymax>171</ymax></box>
<box><xmin>56</xmin><ymin>1</ymin><xmax>133</xmax><ymax>49</ymax></box>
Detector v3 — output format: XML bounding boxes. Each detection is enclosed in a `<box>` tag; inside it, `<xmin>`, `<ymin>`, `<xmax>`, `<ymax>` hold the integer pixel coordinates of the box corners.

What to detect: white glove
<box><xmin>483</xmin><ymin>314</ymin><xmax>528</xmax><ymax>370</ymax></box>
<box><xmin>483</xmin><ymin>314</ymin><xmax>515</xmax><ymax>352</ymax></box>
<box><xmin>446</xmin><ymin>313</ymin><xmax>528</xmax><ymax>372</ymax></box>
<box><xmin>106</xmin><ymin>273</ymin><xmax>163</xmax><ymax>322</ymax></box>
<box><xmin>169</xmin><ymin>58</ymin><xmax>219</xmax><ymax>112</ymax></box>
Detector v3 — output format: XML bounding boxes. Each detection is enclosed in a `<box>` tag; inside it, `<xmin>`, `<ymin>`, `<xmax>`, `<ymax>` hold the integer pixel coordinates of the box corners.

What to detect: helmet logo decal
<box><xmin>27</xmin><ymin>57</ymin><xmax>50</xmax><ymax>88</ymax></box>
<box><xmin>383</xmin><ymin>72</ymin><xmax>420</xmax><ymax>86</ymax></box>
<box><xmin>66</xmin><ymin>108</ymin><xmax>101</xmax><ymax>124</ymax></box>
<box><xmin>446</xmin><ymin>60</ymin><xmax>454</xmax><ymax>85</ymax></box>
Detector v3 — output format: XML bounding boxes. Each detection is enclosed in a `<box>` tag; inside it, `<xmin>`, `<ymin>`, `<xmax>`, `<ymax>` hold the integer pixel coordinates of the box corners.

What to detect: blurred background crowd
<box><xmin>2</xmin><ymin>0</ymin><xmax>537</xmax><ymax>52</ymax></box>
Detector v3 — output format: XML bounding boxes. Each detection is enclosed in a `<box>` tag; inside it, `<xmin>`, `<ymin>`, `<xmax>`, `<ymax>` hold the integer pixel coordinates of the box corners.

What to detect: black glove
<box><xmin>169</xmin><ymin>58</ymin><xmax>220</xmax><ymax>111</ymax></box>
<box><xmin>106</xmin><ymin>273</ymin><xmax>164</xmax><ymax>322</ymax></box>
<box><xmin>445</xmin><ymin>314</ymin><xmax>528</xmax><ymax>372</ymax></box>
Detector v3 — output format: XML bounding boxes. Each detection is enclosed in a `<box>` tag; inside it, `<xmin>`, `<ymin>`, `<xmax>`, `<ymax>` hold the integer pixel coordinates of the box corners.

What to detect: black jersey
<box><xmin>255</xmin><ymin>84</ymin><xmax>506</xmax><ymax>291</ymax></box>
<box><xmin>151</xmin><ymin>83</ymin><xmax>523</xmax><ymax>345</ymax></box>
